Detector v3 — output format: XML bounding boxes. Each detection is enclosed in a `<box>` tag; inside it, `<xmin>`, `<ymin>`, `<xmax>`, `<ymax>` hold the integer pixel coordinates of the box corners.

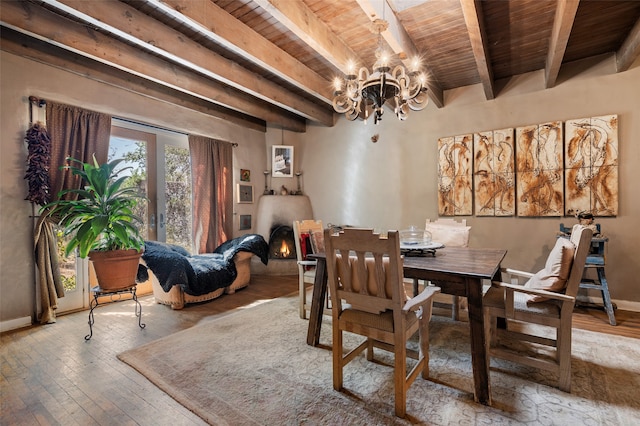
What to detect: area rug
<box><xmin>118</xmin><ymin>295</ymin><xmax>640</xmax><ymax>425</ymax></box>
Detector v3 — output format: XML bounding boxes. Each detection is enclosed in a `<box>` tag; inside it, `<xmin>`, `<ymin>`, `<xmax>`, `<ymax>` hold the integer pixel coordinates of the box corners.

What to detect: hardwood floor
<box><xmin>2</xmin><ymin>275</ymin><xmax>638</xmax><ymax>425</ymax></box>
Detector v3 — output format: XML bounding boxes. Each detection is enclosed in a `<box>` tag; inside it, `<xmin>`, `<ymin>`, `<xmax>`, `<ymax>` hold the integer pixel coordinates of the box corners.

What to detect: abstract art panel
<box><xmin>473</xmin><ymin>128</ymin><xmax>515</xmax><ymax>216</ymax></box>
<box><xmin>515</xmin><ymin>121</ymin><xmax>563</xmax><ymax>216</ymax></box>
<box><xmin>565</xmin><ymin>115</ymin><xmax>618</xmax><ymax>216</ymax></box>
<box><xmin>437</xmin><ymin>134</ymin><xmax>473</xmax><ymax>216</ymax></box>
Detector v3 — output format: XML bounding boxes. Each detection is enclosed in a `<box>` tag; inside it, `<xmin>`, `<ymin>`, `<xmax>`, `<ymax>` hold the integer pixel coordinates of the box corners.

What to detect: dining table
<box><xmin>306</xmin><ymin>246</ymin><xmax>507</xmax><ymax>406</ymax></box>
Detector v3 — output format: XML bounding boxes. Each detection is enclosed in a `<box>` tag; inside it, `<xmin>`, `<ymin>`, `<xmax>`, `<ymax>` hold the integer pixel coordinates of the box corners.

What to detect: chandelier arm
<box><xmin>407</xmin><ymin>92</ymin><xmax>429</xmax><ymax>111</ymax></box>
<box><xmin>332</xmin><ymin>93</ymin><xmax>355</xmax><ymax>114</ymax></box>
<box><xmin>404</xmin><ymin>80</ymin><xmax>425</xmax><ymax>100</ymax></box>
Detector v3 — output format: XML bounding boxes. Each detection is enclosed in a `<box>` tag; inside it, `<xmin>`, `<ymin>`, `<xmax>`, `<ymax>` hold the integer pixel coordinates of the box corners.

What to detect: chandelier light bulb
<box><xmin>332</xmin><ymin>77</ymin><xmax>343</xmax><ymax>92</ymax></box>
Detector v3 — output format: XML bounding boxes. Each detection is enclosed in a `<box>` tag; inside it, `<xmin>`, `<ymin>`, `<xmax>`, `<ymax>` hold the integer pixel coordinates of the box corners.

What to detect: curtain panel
<box><xmin>35</xmin><ymin>102</ymin><xmax>111</xmax><ymax>324</ymax></box>
<box><xmin>189</xmin><ymin>135</ymin><xmax>233</xmax><ymax>254</ymax></box>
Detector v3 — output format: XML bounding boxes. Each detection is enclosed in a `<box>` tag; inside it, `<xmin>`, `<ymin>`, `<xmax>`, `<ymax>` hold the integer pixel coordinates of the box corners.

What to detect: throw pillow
<box><xmin>524</xmin><ymin>237</ymin><xmax>575</xmax><ymax>302</ymax></box>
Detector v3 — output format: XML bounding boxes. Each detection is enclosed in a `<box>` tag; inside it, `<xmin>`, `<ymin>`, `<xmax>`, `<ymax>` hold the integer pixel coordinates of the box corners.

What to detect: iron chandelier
<box><xmin>331</xmin><ymin>19</ymin><xmax>429</xmax><ymax>125</ymax></box>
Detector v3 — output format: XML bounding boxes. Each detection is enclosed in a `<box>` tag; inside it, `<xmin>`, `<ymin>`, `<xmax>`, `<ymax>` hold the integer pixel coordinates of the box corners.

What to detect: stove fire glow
<box><xmin>279</xmin><ymin>240</ymin><xmax>290</xmax><ymax>257</ymax></box>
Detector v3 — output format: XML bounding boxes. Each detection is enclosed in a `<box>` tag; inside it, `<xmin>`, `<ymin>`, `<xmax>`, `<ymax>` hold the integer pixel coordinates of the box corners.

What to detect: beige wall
<box><xmin>1</xmin><ymin>50</ymin><xmax>639</xmax><ymax>330</ymax></box>
<box><xmin>300</xmin><ymin>54</ymin><xmax>640</xmax><ymax>309</ymax></box>
<box><xmin>0</xmin><ymin>51</ymin><xmax>272</xmax><ymax>328</ymax></box>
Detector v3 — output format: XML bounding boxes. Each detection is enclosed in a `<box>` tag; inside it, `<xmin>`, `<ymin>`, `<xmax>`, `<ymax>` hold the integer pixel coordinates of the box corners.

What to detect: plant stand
<box><xmin>85</xmin><ymin>285</ymin><xmax>146</xmax><ymax>340</ymax></box>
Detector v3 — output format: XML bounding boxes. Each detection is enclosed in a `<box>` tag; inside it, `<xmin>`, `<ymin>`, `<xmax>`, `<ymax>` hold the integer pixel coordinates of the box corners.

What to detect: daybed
<box><xmin>137</xmin><ymin>234</ymin><xmax>269</xmax><ymax>310</ymax></box>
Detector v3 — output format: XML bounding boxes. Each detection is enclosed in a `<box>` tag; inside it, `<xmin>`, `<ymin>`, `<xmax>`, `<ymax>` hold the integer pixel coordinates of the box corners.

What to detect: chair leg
<box><xmin>299</xmin><ymin>275</ymin><xmax>306</xmax><ymax>319</ymax></box>
<box><xmin>451</xmin><ymin>296</ymin><xmax>460</xmax><ymax>320</ymax></box>
<box><xmin>557</xmin><ymin>319</ymin><xmax>572</xmax><ymax>392</ymax></box>
<box><xmin>333</xmin><ymin>325</ymin><xmax>344</xmax><ymax>391</ymax></box>
<box><xmin>419</xmin><ymin>314</ymin><xmax>431</xmax><ymax>379</ymax></box>
<box><xmin>394</xmin><ymin>341</ymin><xmax>407</xmax><ymax>418</ymax></box>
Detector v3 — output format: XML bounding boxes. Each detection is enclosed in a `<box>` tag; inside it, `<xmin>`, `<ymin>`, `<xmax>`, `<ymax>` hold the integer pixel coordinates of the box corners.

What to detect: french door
<box><xmin>55</xmin><ymin>119</ymin><xmax>192</xmax><ymax>313</ymax></box>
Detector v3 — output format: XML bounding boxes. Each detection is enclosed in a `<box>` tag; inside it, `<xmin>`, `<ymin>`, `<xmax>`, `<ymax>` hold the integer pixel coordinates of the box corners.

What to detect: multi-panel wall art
<box><xmin>437</xmin><ymin>115</ymin><xmax>618</xmax><ymax>217</ymax></box>
<box><xmin>565</xmin><ymin>115</ymin><xmax>618</xmax><ymax>217</ymax></box>
<box><xmin>516</xmin><ymin>121</ymin><xmax>564</xmax><ymax>217</ymax></box>
<box><xmin>473</xmin><ymin>128</ymin><xmax>515</xmax><ymax>216</ymax></box>
<box><xmin>437</xmin><ymin>134</ymin><xmax>473</xmax><ymax>216</ymax></box>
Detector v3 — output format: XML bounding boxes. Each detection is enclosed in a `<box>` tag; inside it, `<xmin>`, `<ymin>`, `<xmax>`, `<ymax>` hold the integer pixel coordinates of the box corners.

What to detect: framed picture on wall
<box><xmin>240</xmin><ymin>169</ymin><xmax>251</xmax><ymax>182</ymax></box>
<box><xmin>239</xmin><ymin>214</ymin><xmax>252</xmax><ymax>230</ymax></box>
<box><xmin>237</xmin><ymin>184</ymin><xmax>254</xmax><ymax>203</ymax></box>
<box><xmin>272</xmin><ymin>145</ymin><xmax>294</xmax><ymax>177</ymax></box>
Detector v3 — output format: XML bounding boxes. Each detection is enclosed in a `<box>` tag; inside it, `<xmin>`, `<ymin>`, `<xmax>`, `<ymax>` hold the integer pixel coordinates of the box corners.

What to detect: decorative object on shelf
<box><xmin>239</xmin><ymin>214</ymin><xmax>252</xmax><ymax>230</ymax></box>
<box><xmin>263</xmin><ymin>170</ymin><xmax>271</xmax><ymax>195</ymax></box>
<box><xmin>294</xmin><ymin>171</ymin><xmax>303</xmax><ymax>195</ymax></box>
<box><xmin>240</xmin><ymin>169</ymin><xmax>250</xmax><ymax>182</ymax></box>
<box><xmin>331</xmin><ymin>14</ymin><xmax>428</xmax><ymax>125</ymax></box>
<box><xmin>272</xmin><ymin>145</ymin><xmax>294</xmax><ymax>177</ymax></box>
<box><xmin>41</xmin><ymin>156</ymin><xmax>146</xmax><ymax>291</ymax></box>
<box><xmin>237</xmin><ymin>184</ymin><xmax>254</xmax><ymax>203</ymax></box>
<box><xmin>280</xmin><ymin>185</ymin><xmax>289</xmax><ymax>196</ymax></box>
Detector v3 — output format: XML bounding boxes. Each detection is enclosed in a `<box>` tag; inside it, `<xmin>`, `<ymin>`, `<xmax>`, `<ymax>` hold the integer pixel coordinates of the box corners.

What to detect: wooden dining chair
<box><xmin>324</xmin><ymin>228</ymin><xmax>440</xmax><ymax>417</ymax></box>
<box><xmin>293</xmin><ymin>219</ymin><xmax>324</xmax><ymax>319</ymax></box>
<box><xmin>483</xmin><ymin>225</ymin><xmax>593</xmax><ymax>392</ymax></box>
<box><xmin>422</xmin><ymin>218</ymin><xmax>471</xmax><ymax>320</ymax></box>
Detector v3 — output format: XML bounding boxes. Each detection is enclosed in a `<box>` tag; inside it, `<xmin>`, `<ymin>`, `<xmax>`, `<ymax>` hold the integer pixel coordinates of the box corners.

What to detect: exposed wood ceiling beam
<box><xmin>0</xmin><ymin>28</ymin><xmax>267</xmax><ymax>132</ymax></box>
<box><xmin>44</xmin><ymin>0</ymin><xmax>332</xmax><ymax>126</ymax></box>
<box><xmin>460</xmin><ymin>0</ymin><xmax>494</xmax><ymax>100</ymax></box>
<box><xmin>0</xmin><ymin>0</ymin><xmax>306</xmax><ymax>131</ymax></box>
<box><xmin>252</xmin><ymin>0</ymin><xmax>356</xmax><ymax>74</ymax></box>
<box><xmin>155</xmin><ymin>0</ymin><xmax>334</xmax><ymax>106</ymax></box>
<box><xmin>356</xmin><ymin>0</ymin><xmax>444</xmax><ymax>108</ymax></box>
<box><xmin>617</xmin><ymin>15</ymin><xmax>640</xmax><ymax>72</ymax></box>
<box><xmin>545</xmin><ymin>0</ymin><xmax>580</xmax><ymax>89</ymax></box>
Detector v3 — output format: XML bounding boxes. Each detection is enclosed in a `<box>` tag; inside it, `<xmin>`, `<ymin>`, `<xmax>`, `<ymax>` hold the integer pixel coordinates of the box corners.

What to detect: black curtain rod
<box><xmin>28</xmin><ymin>96</ymin><xmax>46</xmax><ymax>125</ymax></box>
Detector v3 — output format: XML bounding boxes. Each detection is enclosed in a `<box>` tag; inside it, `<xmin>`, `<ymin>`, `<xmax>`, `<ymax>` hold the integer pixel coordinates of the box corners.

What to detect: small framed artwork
<box><xmin>240</xmin><ymin>169</ymin><xmax>251</xmax><ymax>182</ymax></box>
<box><xmin>272</xmin><ymin>145</ymin><xmax>294</xmax><ymax>177</ymax></box>
<box><xmin>239</xmin><ymin>214</ymin><xmax>252</xmax><ymax>230</ymax></box>
<box><xmin>237</xmin><ymin>184</ymin><xmax>254</xmax><ymax>203</ymax></box>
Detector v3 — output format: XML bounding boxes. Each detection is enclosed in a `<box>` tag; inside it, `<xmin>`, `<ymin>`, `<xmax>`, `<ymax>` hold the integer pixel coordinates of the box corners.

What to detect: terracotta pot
<box><xmin>88</xmin><ymin>249</ymin><xmax>143</xmax><ymax>291</ymax></box>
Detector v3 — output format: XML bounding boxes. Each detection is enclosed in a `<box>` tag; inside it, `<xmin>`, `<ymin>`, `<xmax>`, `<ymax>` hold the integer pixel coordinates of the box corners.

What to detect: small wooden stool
<box><xmin>560</xmin><ymin>224</ymin><xmax>616</xmax><ymax>326</ymax></box>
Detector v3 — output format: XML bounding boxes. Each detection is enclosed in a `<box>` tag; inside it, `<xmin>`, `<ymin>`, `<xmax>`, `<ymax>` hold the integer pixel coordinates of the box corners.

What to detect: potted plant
<box><xmin>42</xmin><ymin>156</ymin><xmax>146</xmax><ymax>291</ymax></box>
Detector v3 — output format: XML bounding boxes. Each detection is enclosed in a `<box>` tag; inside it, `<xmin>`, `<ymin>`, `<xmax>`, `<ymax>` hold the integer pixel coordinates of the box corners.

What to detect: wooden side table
<box><xmin>85</xmin><ymin>285</ymin><xmax>146</xmax><ymax>340</ymax></box>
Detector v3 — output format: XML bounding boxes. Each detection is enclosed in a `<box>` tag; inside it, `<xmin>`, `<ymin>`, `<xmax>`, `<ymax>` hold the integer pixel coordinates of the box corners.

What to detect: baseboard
<box><xmin>0</xmin><ymin>316</ymin><xmax>32</xmax><ymax>333</ymax></box>
<box><xmin>604</xmin><ymin>298</ymin><xmax>639</xmax><ymax>313</ymax></box>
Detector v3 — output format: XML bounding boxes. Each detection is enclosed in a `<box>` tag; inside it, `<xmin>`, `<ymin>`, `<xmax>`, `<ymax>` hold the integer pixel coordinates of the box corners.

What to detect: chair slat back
<box><xmin>325</xmin><ymin>228</ymin><xmax>406</xmax><ymax>314</ymax></box>
<box><xmin>564</xmin><ymin>225</ymin><xmax>594</xmax><ymax>298</ymax></box>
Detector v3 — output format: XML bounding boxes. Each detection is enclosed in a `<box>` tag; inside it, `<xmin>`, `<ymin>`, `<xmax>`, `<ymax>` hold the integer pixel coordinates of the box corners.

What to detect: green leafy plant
<box><xmin>42</xmin><ymin>156</ymin><xmax>146</xmax><ymax>258</ymax></box>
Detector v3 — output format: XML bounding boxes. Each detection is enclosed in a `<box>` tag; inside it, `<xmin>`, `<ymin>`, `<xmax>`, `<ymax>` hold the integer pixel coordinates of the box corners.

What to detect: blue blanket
<box><xmin>138</xmin><ymin>234</ymin><xmax>269</xmax><ymax>296</ymax></box>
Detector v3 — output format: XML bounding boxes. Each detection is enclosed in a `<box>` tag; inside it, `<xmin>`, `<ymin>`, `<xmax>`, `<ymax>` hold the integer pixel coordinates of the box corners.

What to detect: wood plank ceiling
<box><xmin>2</xmin><ymin>0</ymin><xmax>639</xmax><ymax>132</ymax></box>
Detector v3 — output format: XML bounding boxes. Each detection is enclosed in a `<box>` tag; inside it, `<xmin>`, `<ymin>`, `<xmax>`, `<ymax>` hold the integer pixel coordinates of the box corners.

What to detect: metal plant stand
<box><xmin>85</xmin><ymin>285</ymin><xmax>146</xmax><ymax>340</ymax></box>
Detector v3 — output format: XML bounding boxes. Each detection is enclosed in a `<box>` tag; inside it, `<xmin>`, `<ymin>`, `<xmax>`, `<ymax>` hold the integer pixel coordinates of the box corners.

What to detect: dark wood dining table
<box><xmin>306</xmin><ymin>246</ymin><xmax>507</xmax><ymax>406</ymax></box>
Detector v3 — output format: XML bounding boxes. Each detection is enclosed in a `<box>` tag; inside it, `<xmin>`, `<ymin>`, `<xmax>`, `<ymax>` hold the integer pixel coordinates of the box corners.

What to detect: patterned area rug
<box><xmin>118</xmin><ymin>295</ymin><xmax>640</xmax><ymax>425</ymax></box>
